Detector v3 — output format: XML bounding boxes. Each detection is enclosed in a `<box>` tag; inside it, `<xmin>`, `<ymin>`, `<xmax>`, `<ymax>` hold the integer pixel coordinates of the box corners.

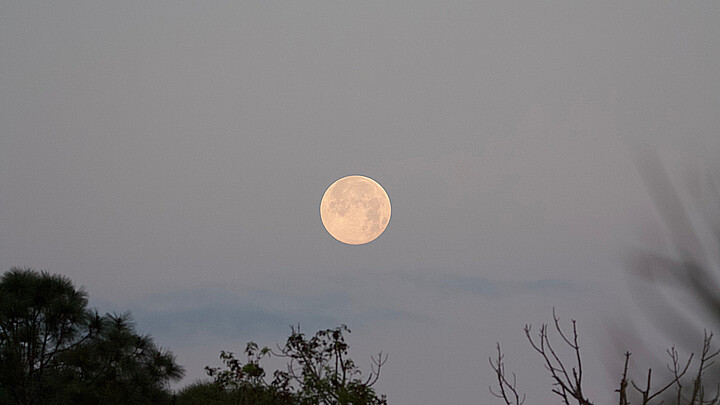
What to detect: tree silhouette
<box><xmin>0</xmin><ymin>268</ymin><xmax>183</xmax><ymax>405</ymax></box>
<box><xmin>52</xmin><ymin>312</ymin><xmax>184</xmax><ymax>404</ymax></box>
<box><xmin>203</xmin><ymin>324</ymin><xmax>387</xmax><ymax>405</ymax></box>
<box><xmin>0</xmin><ymin>268</ymin><xmax>98</xmax><ymax>405</ymax></box>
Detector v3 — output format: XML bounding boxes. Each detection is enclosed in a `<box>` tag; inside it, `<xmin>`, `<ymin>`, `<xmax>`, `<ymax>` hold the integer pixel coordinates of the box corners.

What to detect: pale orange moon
<box><xmin>320</xmin><ymin>175</ymin><xmax>391</xmax><ymax>245</ymax></box>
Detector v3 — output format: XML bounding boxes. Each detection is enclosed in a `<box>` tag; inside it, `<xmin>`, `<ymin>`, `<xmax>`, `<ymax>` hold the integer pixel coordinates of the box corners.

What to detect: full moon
<box><xmin>320</xmin><ymin>175</ymin><xmax>391</xmax><ymax>245</ymax></box>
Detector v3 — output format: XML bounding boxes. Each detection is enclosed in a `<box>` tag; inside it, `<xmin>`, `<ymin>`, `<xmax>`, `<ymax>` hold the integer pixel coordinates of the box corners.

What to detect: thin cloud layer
<box><xmin>91</xmin><ymin>287</ymin><xmax>410</xmax><ymax>347</ymax></box>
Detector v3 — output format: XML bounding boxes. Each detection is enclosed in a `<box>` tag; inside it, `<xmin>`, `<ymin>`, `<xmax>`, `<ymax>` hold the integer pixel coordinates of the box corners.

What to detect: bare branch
<box><xmin>489</xmin><ymin>343</ymin><xmax>525</xmax><ymax>405</ymax></box>
<box><xmin>616</xmin><ymin>352</ymin><xmax>631</xmax><ymax>405</ymax></box>
<box><xmin>523</xmin><ymin>312</ymin><xmax>593</xmax><ymax>405</ymax></box>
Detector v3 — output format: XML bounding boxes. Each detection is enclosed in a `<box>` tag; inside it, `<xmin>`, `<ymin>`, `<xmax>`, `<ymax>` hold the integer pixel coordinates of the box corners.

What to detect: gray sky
<box><xmin>2</xmin><ymin>2</ymin><xmax>720</xmax><ymax>403</ymax></box>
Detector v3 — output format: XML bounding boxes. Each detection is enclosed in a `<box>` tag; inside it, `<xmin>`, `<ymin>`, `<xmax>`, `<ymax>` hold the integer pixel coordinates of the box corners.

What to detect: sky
<box><xmin>1</xmin><ymin>1</ymin><xmax>720</xmax><ymax>403</ymax></box>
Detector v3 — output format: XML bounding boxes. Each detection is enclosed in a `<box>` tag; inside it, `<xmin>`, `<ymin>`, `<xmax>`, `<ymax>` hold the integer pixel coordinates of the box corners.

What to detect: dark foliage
<box><xmin>203</xmin><ymin>325</ymin><xmax>387</xmax><ymax>405</ymax></box>
<box><xmin>0</xmin><ymin>268</ymin><xmax>183</xmax><ymax>405</ymax></box>
<box><xmin>0</xmin><ymin>268</ymin><xmax>95</xmax><ymax>404</ymax></box>
<box><xmin>174</xmin><ymin>380</ymin><xmax>245</xmax><ymax>405</ymax></box>
<box><xmin>50</xmin><ymin>312</ymin><xmax>184</xmax><ymax>404</ymax></box>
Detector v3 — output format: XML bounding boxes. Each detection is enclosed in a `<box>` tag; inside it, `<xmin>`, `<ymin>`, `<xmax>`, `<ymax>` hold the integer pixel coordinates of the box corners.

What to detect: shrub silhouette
<box><xmin>203</xmin><ymin>324</ymin><xmax>387</xmax><ymax>405</ymax></box>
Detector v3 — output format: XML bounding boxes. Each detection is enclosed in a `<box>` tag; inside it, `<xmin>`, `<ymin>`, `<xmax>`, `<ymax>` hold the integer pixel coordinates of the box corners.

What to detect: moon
<box><xmin>320</xmin><ymin>175</ymin><xmax>391</xmax><ymax>245</ymax></box>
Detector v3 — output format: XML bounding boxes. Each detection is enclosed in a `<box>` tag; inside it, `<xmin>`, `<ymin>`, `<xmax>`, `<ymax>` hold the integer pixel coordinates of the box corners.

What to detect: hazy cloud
<box><xmin>90</xmin><ymin>287</ymin><xmax>413</xmax><ymax>346</ymax></box>
<box><xmin>440</xmin><ymin>275</ymin><xmax>578</xmax><ymax>296</ymax></box>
